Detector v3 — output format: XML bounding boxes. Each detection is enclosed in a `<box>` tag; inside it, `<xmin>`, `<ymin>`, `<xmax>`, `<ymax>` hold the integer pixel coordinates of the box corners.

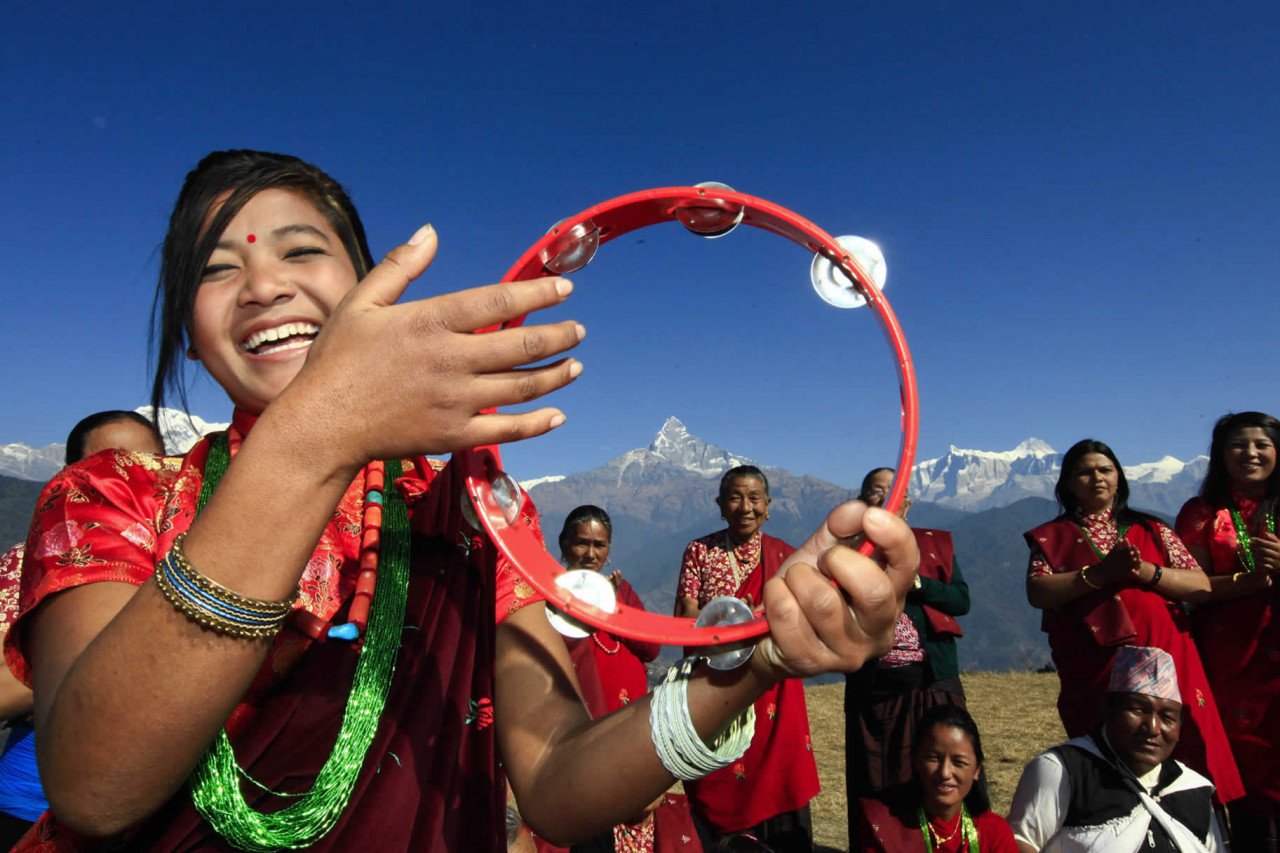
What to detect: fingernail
<box><xmin>574</xmin><ymin>323</ymin><xmax>586</xmax><ymax>340</ymax></box>
<box><xmin>549</xmin><ymin>413</ymin><xmax>566</xmax><ymax>428</ymax></box>
<box><xmin>568</xmin><ymin>359</ymin><xmax>583</xmax><ymax>378</ymax></box>
<box><xmin>408</xmin><ymin>223</ymin><xmax>435</xmax><ymax>245</ymax></box>
<box><xmin>555</xmin><ymin>279</ymin><xmax>573</xmax><ymax>297</ymax></box>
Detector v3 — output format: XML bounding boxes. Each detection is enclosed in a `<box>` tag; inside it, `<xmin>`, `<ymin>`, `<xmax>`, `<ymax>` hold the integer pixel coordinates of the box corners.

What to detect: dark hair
<box><xmin>1055</xmin><ymin>439</ymin><xmax>1158</xmax><ymax>529</ymax></box>
<box><xmin>150</xmin><ymin>150</ymin><xmax>375</xmax><ymax>417</ymax></box>
<box><xmin>859</xmin><ymin>467</ymin><xmax>895</xmax><ymax>501</ymax></box>
<box><xmin>65</xmin><ymin>410</ymin><xmax>164</xmax><ymax>465</ymax></box>
<box><xmin>718</xmin><ymin>465</ymin><xmax>769</xmax><ymax>500</ymax></box>
<box><xmin>1200</xmin><ymin>411</ymin><xmax>1280</xmax><ymax>508</ymax></box>
<box><xmin>913</xmin><ymin>704</ymin><xmax>991</xmax><ymax>815</ymax></box>
<box><xmin>557</xmin><ymin>505</ymin><xmax>613</xmax><ymax>555</ymax></box>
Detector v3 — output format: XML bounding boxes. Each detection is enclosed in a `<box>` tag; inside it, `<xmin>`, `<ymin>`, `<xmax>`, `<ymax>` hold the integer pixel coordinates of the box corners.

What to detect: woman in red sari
<box><xmin>1175</xmin><ymin>411</ymin><xmax>1280</xmax><ymax>848</ymax></box>
<box><xmin>558</xmin><ymin>505</ymin><xmax>659</xmax><ymax>717</ymax></box>
<box><xmin>4</xmin><ymin>151</ymin><xmax>921</xmax><ymax>851</ymax></box>
<box><xmin>1024</xmin><ymin>438</ymin><xmax>1243</xmax><ymax>804</ymax></box>
<box><xmin>675</xmin><ymin>466</ymin><xmax>819</xmax><ymax>853</ymax></box>
<box><xmin>857</xmin><ymin>704</ymin><xmax>1016</xmax><ymax>852</ymax></box>
<box><xmin>543</xmin><ymin>506</ymin><xmax>698</xmax><ymax>853</ymax></box>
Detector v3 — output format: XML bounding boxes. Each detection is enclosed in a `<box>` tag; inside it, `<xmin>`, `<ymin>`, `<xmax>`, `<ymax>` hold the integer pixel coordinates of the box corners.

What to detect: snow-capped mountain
<box><xmin>609</xmin><ymin>416</ymin><xmax>755</xmax><ymax>483</ymax></box>
<box><xmin>909</xmin><ymin>440</ymin><xmax>1208</xmax><ymax>517</ymax></box>
<box><xmin>0</xmin><ymin>408</ymin><xmax>228</xmax><ymax>482</ymax></box>
<box><xmin>0</xmin><ymin>442</ymin><xmax>65</xmax><ymax>482</ymax></box>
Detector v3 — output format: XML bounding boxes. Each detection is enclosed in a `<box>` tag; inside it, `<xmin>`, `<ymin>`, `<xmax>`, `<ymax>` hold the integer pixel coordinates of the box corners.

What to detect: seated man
<box><xmin>1007</xmin><ymin>645</ymin><xmax>1224</xmax><ymax>852</ymax></box>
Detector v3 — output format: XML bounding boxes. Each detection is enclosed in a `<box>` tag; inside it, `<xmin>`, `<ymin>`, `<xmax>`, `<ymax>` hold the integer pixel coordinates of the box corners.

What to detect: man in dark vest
<box><xmin>1007</xmin><ymin>645</ymin><xmax>1225</xmax><ymax>852</ymax></box>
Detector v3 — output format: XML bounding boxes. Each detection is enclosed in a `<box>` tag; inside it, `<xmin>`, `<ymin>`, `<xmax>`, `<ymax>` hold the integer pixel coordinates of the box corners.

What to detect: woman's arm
<box><xmin>500</xmin><ymin>502</ymin><xmax>917</xmax><ymax>843</ymax></box>
<box><xmin>28</xmin><ymin>232</ymin><xmax>585</xmax><ymax>836</ymax></box>
<box><xmin>1025</xmin><ymin>544</ymin><xmax>1137</xmax><ymax>610</ymax></box>
<box><xmin>910</xmin><ymin>556</ymin><xmax>970</xmax><ymax>616</ymax></box>
<box><xmin>673</xmin><ymin>597</ymin><xmax>701</xmax><ymax>619</ymax></box>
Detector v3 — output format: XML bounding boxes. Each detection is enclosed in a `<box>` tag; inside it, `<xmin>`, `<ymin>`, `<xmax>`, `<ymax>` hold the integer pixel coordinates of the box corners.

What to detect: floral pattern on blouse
<box><xmin>677</xmin><ymin>529</ymin><xmax>763</xmax><ymax>606</ymax></box>
<box><xmin>1176</xmin><ymin>492</ymin><xmax>1271</xmax><ymax>575</ymax></box>
<box><xmin>5</xmin><ymin>411</ymin><xmax>545</xmax><ymax>687</ymax></box>
<box><xmin>1027</xmin><ymin>507</ymin><xmax>1198</xmax><ymax>579</ymax></box>
<box><xmin>0</xmin><ymin>543</ymin><xmax>24</xmax><ymax>637</ymax></box>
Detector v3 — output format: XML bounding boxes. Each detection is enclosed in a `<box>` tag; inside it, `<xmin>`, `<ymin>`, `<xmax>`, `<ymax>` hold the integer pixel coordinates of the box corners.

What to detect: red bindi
<box><xmin>246</xmin><ymin>234</ymin><xmax>256</xmax><ymax>243</ymax></box>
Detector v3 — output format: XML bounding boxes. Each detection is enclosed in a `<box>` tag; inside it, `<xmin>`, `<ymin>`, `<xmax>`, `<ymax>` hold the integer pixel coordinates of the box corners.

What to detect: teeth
<box><xmin>242</xmin><ymin>322</ymin><xmax>320</xmax><ymax>352</ymax></box>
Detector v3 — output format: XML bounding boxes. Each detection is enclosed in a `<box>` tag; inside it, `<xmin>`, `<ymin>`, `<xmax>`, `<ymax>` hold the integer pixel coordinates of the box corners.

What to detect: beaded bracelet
<box><xmin>1079</xmin><ymin>566</ymin><xmax>1103</xmax><ymax>590</ymax></box>
<box><xmin>154</xmin><ymin>534</ymin><xmax>298</xmax><ymax>639</ymax></box>
<box><xmin>649</xmin><ymin>657</ymin><xmax>755</xmax><ymax>780</ymax></box>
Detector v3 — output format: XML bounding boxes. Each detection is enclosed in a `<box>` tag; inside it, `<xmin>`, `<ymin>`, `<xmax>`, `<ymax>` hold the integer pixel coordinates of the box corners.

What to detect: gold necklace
<box><xmin>928</xmin><ymin>811</ymin><xmax>963</xmax><ymax>846</ymax></box>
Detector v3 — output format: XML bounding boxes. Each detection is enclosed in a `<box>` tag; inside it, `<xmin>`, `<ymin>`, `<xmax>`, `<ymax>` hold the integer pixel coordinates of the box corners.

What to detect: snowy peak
<box><xmin>643</xmin><ymin>417</ymin><xmax>753</xmax><ymax>477</ymax></box>
<box><xmin>910</xmin><ymin>440</ymin><xmax>1207</xmax><ymax>516</ymax></box>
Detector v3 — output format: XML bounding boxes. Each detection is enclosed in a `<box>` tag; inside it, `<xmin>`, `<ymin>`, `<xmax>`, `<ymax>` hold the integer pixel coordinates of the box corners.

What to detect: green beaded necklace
<box><xmin>918</xmin><ymin>804</ymin><xmax>979</xmax><ymax>851</ymax></box>
<box><xmin>1228</xmin><ymin>500</ymin><xmax>1277</xmax><ymax>575</ymax></box>
<box><xmin>186</xmin><ymin>434</ymin><xmax>409</xmax><ymax>851</ymax></box>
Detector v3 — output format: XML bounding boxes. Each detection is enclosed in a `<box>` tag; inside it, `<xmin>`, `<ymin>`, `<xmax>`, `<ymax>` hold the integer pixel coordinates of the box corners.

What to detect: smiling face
<box><xmin>717</xmin><ymin>475</ymin><xmax>770</xmax><ymax>542</ymax></box>
<box><xmin>1069</xmin><ymin>452</ymin><xmax>1120</xmax><ymax>514</ymax></box>
<box><xmin>189</xmin><ymin>187</ymin><xmax>359</xmax><ymax>413</ymax></box>
<box><xmin>1105</xmin><ymin>692</ymin><xmax>1182</xmax><ymax>776</ymax></box>
<box><xmin>1223</xmin><ymin>426</ymin><xmax>1277</xmax><ymax>496</ymax></box>
<box><xmin>561</xmin><ymin>519</ymin><xmax>612</xmax><ymax>571</ymax></box>
<box><xmin>913</xmin><ymin>723</ymin><xmax>981</xmax><ymax>821</ymax></box>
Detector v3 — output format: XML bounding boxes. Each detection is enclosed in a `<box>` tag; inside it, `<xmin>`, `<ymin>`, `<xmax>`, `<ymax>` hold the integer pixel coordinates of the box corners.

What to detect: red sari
<box><xmin>1025</xmin><ymin>513</ymin><xmax>1244</xmax><ymax>803</ymax></box>
<box><xmin>675</xmin><ymin>531</ymin><xmax>820</xmax><ymax>835</ymax></box>
<box><xmin>1177</xmin><ymin>494</ymin><xmax>1280</xmax><ymax>811</ymax></box>
<box><xmin>5</xmin><ymin>410</ymin><xmax>544</xmax><ymax>851</ymax></box>
<box><xmin>857</xmin><ymin>790</ymin><xmax>1017</xmax><ymax>853</ymax></box>
<box><xmin>564</xmin><ymin>579</ymin><xmax>659</xmax><ymax>717</ymax></box>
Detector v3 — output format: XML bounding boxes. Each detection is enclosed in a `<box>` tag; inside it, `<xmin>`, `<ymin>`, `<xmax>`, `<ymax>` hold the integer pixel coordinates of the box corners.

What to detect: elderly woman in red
<box><xmin>558</xmin><ymin>505</ymin><xmax>659</xmax><ymax>717</ymax></box>
<box><xmin>1023</xmin><ymin>438</ymin><xmax>1243</xmax><ymax>805</ymax></box>
<box><xmin>3</xmin><ymin>150</ymin><xmax>920</xmax><ymax>851</ymax></box>
<box><xmin>675</xmin><ymin>466</ymin><xmax>819</xmax><ymax>853</ymax></box>
<box><xmin>1175</xmin><ymin>411</ymin><xmax>1280</xmax><ymax>848</ymax></box>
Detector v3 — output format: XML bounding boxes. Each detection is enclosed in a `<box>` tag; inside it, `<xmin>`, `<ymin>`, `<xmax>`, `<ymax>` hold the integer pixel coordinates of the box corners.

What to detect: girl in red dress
<box><xmin>857</xmin><ymin>704</ymin><xmax>1016</xmax><ymax>852</ymax></box>
<box><xmin>1175</xmin><ymin>411</ymin><xmax>1280</xmax><ymax>848</ymax></box>
<box><xmin>4</xmin><ymin>150</ymin><xmax>921</xmax><ymax>851</ymax></box>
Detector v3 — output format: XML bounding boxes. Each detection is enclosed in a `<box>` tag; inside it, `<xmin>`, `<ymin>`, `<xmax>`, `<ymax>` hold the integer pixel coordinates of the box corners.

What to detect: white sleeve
<box><xmin>1205</xmin><ymin>807</ymin><xmax>1226</xmax><ymax>852</ymax></box>
<box><xmin>1007</xmin><ymin>752</ymin><xmax>1070</xmax><ymax>852</ymax></box>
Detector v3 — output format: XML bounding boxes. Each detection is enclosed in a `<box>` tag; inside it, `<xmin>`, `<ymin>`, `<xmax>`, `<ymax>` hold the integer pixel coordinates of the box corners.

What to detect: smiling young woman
<box><xmin>3</xmin><ymin>151</ymin><xmax>920</xmax><ymax>851</ymax></box>
<box><xmin>855</xmin><ymin>705</ymin><xmax>1016</xmax><ymax>852</ymax></box>
<box><xmin>1175</xmin><ymin>411</ymin><xmax>1280</xmax><ymax>847</ymax></box>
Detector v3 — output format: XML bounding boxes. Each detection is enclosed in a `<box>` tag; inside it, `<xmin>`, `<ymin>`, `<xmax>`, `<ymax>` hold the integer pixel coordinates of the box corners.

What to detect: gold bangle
<box><xmin>1079</xmin><ymin>566</ymin><xmax>1103</xmax><ymax>590</ymax></box>
<box><xmin>154</xmin><ymin>534</ymin><xmax>297</xmax><ymax>639</ymax></box>
<box><xmin>1232</xmin><ymin>571</ymin><xmax>1246</xmax><ymax>584</ymax></box>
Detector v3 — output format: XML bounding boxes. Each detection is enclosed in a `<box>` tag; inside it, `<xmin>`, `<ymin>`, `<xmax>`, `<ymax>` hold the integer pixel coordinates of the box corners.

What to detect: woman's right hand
<box><xmin>1090</xmin><ymin>542</ymin><xmax>1141</xmax><ymax>586</ymax></box>
<box><xmin>274</xmin><ymin>225</ymin><xmax>585</xmax><ymax>469</ymax></box>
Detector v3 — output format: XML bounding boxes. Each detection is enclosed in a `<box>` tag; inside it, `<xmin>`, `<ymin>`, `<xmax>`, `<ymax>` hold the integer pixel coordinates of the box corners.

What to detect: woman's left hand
<box><xmin>1253</xmin><ymin>531</ymin><xmax>1280</xmax><ymax>573</ymax></box>
<box><xmin>752</xmin><ymin>501</ymin><xmax>919</xmax><ymax>679</ymax></box>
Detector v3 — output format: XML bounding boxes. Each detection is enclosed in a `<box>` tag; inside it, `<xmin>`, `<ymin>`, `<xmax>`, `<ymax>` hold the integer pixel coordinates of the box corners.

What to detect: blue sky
<box><xmin>3</xmin><ymin>2</ymin><xmax>1277</xmax><ymax>488</ymax></box>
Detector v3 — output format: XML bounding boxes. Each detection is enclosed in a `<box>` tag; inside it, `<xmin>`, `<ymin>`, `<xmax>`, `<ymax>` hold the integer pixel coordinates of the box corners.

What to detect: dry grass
<box><xmin>801</xmin><ymin>671</ymin><xmax>1063</xmax><ymax>851</ymax></box>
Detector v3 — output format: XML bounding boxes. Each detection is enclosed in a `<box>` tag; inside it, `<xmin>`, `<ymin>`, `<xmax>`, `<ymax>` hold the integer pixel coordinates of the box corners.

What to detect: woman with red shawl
<box><xmin>1175</xmin><ymin>411</ymin><xmax>1280</xmax><ymax>848</ymax></box>
<box><xmin>3</xmin><ymin>151</ymin><xmax>921</xmax><ymax>851</ymax></box>
<box><xmin>1024</xmin><ymin>438</ymin><xmax>1243</xmax><ymax>805</ymax></box>
<box><xmin>675</xmin><ymin>466</ymin><xmax>819</xmax><ymax>853</ymax></box>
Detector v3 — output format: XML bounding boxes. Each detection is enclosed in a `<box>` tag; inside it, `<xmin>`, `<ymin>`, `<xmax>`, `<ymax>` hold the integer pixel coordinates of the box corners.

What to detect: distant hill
<box><xmin>526</xmin><ymin>420</ymin><xmax>1078</xmax><ymax>669</ymax></box>
<box><xmin>0</xmin><ymin>474</ymin><xmax>43</xmax><ymax>549</ymax></box>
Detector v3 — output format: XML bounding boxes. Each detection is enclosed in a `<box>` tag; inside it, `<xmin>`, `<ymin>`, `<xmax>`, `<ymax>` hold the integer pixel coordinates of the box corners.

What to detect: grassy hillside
<box><xmin>0</xmin><ymin>474</ymin><xmax>42</xmax><ymax>548</ymax></box>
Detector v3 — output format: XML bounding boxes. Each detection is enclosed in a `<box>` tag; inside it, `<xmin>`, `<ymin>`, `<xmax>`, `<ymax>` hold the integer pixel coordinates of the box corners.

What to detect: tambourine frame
<box><xmin>454</xmin><ymin>186</ymin><xmax>918</xmax><ymax>647</ymax></box>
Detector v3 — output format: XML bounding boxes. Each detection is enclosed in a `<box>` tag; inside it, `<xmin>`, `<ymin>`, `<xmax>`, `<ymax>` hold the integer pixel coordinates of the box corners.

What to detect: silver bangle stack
<box><xmin>649</xmin><ymin>656</ymin><xmax>756</xmax><ymax>780</ymax></box>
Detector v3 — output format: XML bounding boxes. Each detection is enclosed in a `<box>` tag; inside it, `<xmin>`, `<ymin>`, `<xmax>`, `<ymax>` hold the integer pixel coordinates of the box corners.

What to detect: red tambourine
<box><xmin>455</xmin><ymin>184</ymin><xmax>917</xmax><ymax>648</ymax></box>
